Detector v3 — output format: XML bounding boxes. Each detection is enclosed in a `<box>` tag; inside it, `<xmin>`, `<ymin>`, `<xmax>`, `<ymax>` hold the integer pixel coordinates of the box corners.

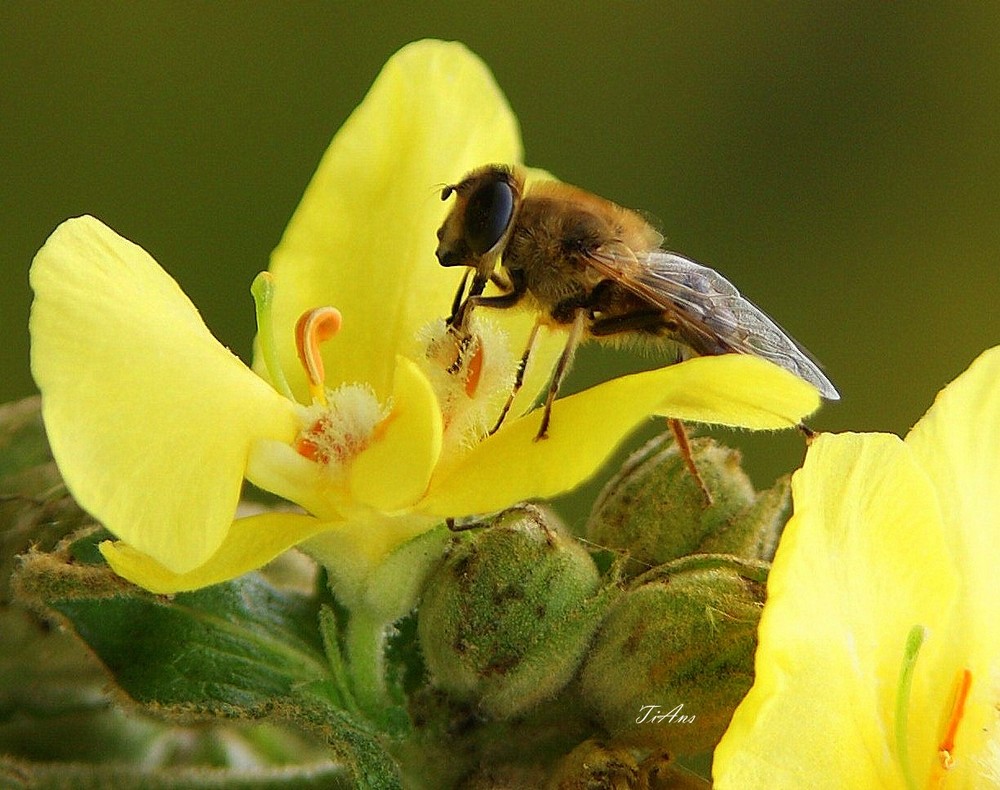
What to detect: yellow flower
<box><xmin>713</xmin><ymin>346</ymin><xmax>1000</xmax><ymax>789</ymax></box>
<box><xmin>29</xmin><ymin>40</ymin><xmax>820</xmax><ymax>613</ymax></box>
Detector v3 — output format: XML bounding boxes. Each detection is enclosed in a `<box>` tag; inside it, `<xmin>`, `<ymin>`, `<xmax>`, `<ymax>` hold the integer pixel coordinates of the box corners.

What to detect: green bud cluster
<box><xmin>417</xmin><ymin>506</ymin><xmax>616</xmax><ymax>719</ymax></box>
<box><xmin>413</xmin><ymin>430</ymin><xmax>791</xmax><ymax>775</ymax></box>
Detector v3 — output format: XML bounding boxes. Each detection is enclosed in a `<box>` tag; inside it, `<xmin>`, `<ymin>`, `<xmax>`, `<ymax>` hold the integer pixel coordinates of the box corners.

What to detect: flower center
<box><xmin>294</xmin><ymin>385</ymin><xmax>388</xmax><ymax>466</ymax></box>
<box><xmin>251</xmin><ymin>272</ymin><xmax>388</xmax><ymax>471</ymax></box>
<box><xmin>291</xmin><ymin>306</ymin><xmax>388</xmax><ymax>467</ymax></box>
<box><xmin>251</xmin><ymin>271</ymin><xmax>515</xmax><ymax>478</ymax></box>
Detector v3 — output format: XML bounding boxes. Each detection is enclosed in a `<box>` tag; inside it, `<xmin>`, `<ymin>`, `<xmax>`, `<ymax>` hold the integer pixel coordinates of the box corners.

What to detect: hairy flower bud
<box><xmin>578</xmin><ymin>557</ymin><xmax>766</xmax><ymax>754</ymax></box>
<box><xmin>417</xmin><ymin>505</ymin><xmax>615</xmax><ymax>718</ymax></box>
<box><xmin>587</xmin><ymin>433</ymin><xmax>790</xmax><ymax>572</ymax></box>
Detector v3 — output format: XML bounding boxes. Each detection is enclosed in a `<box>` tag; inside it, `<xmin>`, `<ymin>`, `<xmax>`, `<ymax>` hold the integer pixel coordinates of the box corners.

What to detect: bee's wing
<box><xmin>585</xmin><ymin>246</ymin><xmax>840</xmax><ymax>400</ymax></box>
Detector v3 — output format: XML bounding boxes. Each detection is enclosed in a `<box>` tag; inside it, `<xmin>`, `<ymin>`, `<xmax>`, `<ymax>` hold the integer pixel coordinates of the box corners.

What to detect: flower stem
<box><xmin>345</xmin><ymin>608</ymin><xmax>391</xmax><ymax>718</ymax></box>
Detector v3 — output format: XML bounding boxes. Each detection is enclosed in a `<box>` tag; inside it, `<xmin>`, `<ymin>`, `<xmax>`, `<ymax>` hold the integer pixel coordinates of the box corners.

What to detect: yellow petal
<box><xmin>420</xmin><ymin>354</ymin><xmax>818</xmax><ymax>516</ymax></box>
<box><xmin>904</xmin><ymin>345</ymin><xmax>1000</xmax><ymax>765</ymax></box>
<box><xmin>100</xmin><ymin>512</ymin><xmax>331</xmax><ymax>594</ymax></box>
<box><xmin>245</xmin><ymin>439</ymin><xmax>346</xmax><ymax>522</ymax></box>
<box><xmin>648</xmin><ymin>354</ymin><xmax>820</xmax><ymax>428</ymax></box>
<box><xmin>30</xmin><ymin>216</ymin><xmax>299</xmax><ymax>574</ymax></box>
<box><xmin>263</xmin><ymin>40</ymin><xmax>523</xmax><ymax>402</ymax></box>
<box><xmin>713</xmin><ymin>432</ymin><xmax>960</xmax><ymax>789</ymax></box>
<box><xmin>349</xmin><ymin>357</ymin><xmax>443</xmax><ymax>511</ymax></box>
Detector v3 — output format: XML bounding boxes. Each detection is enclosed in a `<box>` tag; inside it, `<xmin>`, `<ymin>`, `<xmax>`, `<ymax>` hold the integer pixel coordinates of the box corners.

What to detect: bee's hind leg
<box><xmin>668</xmin><ymin>418</ymin><xmax>714</xmax><ymax>507</ymax></box>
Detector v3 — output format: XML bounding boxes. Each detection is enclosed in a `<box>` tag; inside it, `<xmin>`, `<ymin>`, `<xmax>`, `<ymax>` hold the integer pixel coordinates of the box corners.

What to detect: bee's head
<box><xmin>435</xmin><ymin>164</ymin><xmax>522</xmax><ymax>276</ymax></box>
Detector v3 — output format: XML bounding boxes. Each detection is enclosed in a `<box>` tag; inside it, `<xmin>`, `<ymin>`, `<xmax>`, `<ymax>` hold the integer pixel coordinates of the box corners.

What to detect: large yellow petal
<box><xmin>420</xmin><ymin>354</ymin><xmax>816</xmax><ymax>516</ymax></box>
<box><xmin>264</xmin><ymin>40</ymin><xmax>523</xmax><ymax>402</ymax></box>
<box><xmin>904</xmin><ymin>345</ymin><xmax>1000</xmax><ymax>767</ymax></box>
<box><xmin>30</xmin><ymin>216</ymin><xmax>299</xmax><ymax>574</ymax></box>
<box><xmin>647</xmin><ymin>353</ymin><xmax>820</xmax><ymax>428</ymax></box>
<box><xmin>349</xmin><ymin>357</ymin><xmax>443</xmax><ymax>511</ymax></box>
<box><xmin>100</xmin><ymin>512</ymin><xmax>330</xmax><ymax>594</ymax></box>
<box><xmin>713</xmin><ymin>432</ymin><xmax>960</xmax><ymax>789</ymax></box>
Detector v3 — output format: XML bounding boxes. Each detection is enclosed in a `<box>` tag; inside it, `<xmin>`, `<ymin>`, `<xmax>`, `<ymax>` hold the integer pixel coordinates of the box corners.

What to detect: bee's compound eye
<box><xmin>465</xmin><ymin>179</ymin><xmax>515</xmax><ymax>255</ymax></box>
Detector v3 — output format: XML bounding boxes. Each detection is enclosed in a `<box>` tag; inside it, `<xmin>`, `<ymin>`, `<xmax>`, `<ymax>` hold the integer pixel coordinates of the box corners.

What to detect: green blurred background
<box><xmin>2</xmin><ymin>4</ymin><xmax>997</xmax><ymax>522</ymax></box>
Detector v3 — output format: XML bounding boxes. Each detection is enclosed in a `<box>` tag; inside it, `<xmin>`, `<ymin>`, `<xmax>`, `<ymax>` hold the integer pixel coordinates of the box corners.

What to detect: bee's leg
<box><xmin>489</xmin><ymin>319</ymin><xmax>542</xmax><ymax>435</ymax></box>
<box><xmin>450</xmin><ymin>270</ymin><xmax>524</xmax><ymax>332</ymax></box>
<box><xmin>447</xmin><ymin>269</ymin><xmax>471</xmax><ymax>325</ymax></box>
<box><xmin>449</xmin><ymin>271</ymin><xmax>492</xmax><ymax>331</ymax></box>
<box><xmin>489</xmin><ymin>270</ymin><xmax>512</xmax><ymax>292</ymax></box>
<box><xmin>535</xmin><ymin>309</ymin><xmax>586</xmax><ymax>441</ymax></box>
<box><xmin>797</xmin><ymin>422</ymin><xmax>817</xmax><ymax>444</ymax></box>
<box><xmin>444</xmin><ymin>271</ymin><xmax>475</xmax><ymax>375</ymax></box>
<box><xmin>448</xmin><ymin>272</ymin><xmax>518</xmax><ymax>375</ymax></box>
<box><xmin>668</xmin><ymin>418</ymin><xmax>713</xmax><ymax>506</ymax></box>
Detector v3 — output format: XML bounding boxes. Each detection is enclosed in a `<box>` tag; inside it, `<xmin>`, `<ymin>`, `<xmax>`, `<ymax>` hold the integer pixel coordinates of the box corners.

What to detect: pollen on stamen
<box><xmin>294</xmin><ymin>385</ymin><xmax>388</xmax><ymax>468</ymax></box>
<box><xmin>415</xmin><ymin>316</ymin><xmax>517</xmax><ymax>447</ymax></box>
<box><xmin>464</xmin><ymin>342</ymin><xmax>485</xmax><ymax>398</ymax></box>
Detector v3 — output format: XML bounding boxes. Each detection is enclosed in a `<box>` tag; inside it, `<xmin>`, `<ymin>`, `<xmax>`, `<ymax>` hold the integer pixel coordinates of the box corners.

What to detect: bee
<box><xmin>436</xmin><ymin>164</ymin><xmax>839</xmax><ymax>441</ymax></box>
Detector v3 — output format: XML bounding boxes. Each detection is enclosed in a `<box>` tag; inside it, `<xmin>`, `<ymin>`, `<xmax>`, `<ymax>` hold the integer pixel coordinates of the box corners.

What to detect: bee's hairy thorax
<box><xmin>502</xmin><ymin>186</ymin><xmax>663</xmax><ymax>329</ymax></box>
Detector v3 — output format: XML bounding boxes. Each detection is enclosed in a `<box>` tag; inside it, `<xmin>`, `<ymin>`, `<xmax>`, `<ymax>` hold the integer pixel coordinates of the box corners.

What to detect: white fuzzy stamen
<box><xmin>416</xmin><ymin>316</ymin><xmax>517</xmax><ymax>449</ymax></box>
<box><xmin>295</xmin><ymin>384</ymin><xmax>389</xmax><ymax>467</ymax></box>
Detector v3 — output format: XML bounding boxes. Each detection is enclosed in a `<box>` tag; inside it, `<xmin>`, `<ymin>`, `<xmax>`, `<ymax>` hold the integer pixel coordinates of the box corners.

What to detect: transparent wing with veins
<box><xmin>586</xmin><ymin>247</ymin><xmax>840</xmax><ymax>400</ymax></box>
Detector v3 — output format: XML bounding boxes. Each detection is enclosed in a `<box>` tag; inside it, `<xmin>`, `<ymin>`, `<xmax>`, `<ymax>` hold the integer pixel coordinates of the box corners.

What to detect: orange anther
<box><xmin>295</xmin><ymin>307</ymin><xmax>343</xmax><ymax>405</ymax></box>
<box><xmin>938</xmin><ymin>668</ymin><xmax>972</xmax><ymax>770</ymax></box>
<box><xmin>465</xmin><ymin>342</ymin><xmax>484</xmax><ymax>398</ymax></box>
<box><xmin>295</xmin><ymin>437</ymin><xmax>325</xmax><ymax>463</ymax></box>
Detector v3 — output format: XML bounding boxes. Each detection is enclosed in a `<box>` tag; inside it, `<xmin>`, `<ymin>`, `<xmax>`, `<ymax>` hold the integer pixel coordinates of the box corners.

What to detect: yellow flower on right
<box><xmin>714</xmin><ymin>345</ymin><xmax>1000</xmax><ymax>788</ymax></box>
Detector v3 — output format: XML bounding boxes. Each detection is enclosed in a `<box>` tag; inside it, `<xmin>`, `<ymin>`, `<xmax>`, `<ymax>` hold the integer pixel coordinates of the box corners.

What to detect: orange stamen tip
<box><xmin>295</xmin><ymin>307</ymin><xmax>343</xmax><ymax>403</ymax></box>
<box><xmin>938</xmin><ymin>668</ymin><xmax>973</xmax><ymax>769</ymax></box>
<box><xmin>465</xmin><ymin>342</ymin><xmax>485</xmax><ymax>398</ymax></box>
<box><xmin>295</xmin><ymin>415</ymin><xmax>332</xmax><ymax>464</ymax></box>
<box><xmin>295</xmin><ymin>437</ymin><xmax>325</xmax><ymax>463</ymax></box>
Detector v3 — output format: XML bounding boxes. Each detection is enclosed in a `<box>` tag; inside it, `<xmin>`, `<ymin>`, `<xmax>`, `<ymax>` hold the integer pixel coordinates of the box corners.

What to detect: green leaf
<box><xmin>56</xmin><ymin>583</ymin><xmax>329</xmax><ymax>711</ymax></box>
<box><xmin>1</xmin><ymin>395</ymin><xmax>401</xmax><ymax>786</ymax></box>
<box><xmin>13</xmin><ymin>547</ymin><xmax>401</xmax><ymax>789</ymax></box>
<box><xmin>0</xmin><ymin>755</ymin><xmax>353</xmax><ymax>789</ymax></box>
<box><xmin>0</xmin><ymin>606</ymin><xmax>163</xmax><ymax>764</ymax></box>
